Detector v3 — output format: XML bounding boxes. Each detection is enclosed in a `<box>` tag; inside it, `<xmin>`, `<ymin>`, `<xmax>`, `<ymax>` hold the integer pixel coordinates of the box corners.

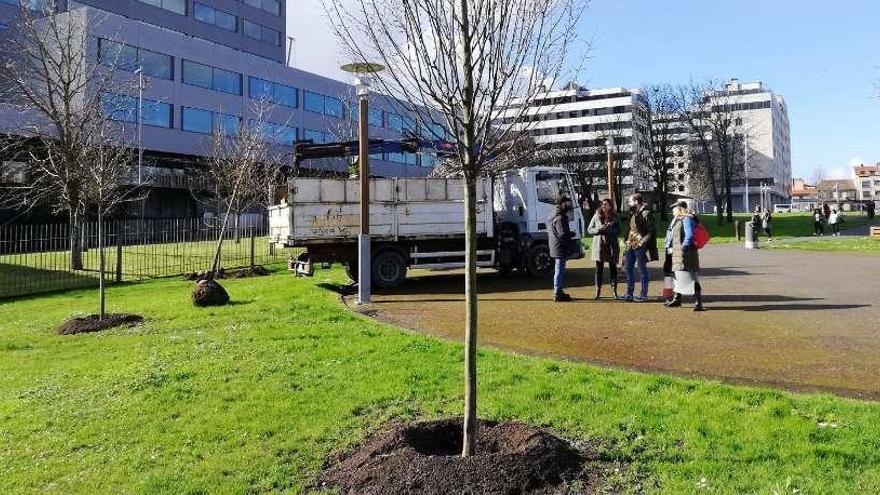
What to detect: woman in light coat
<box><xmin>664</xmin><ymin>201</ymin><xmax>704</xmax><ymax>311</ymax></box>
<box><xmin>587</xmin><ymin>198</ymin><xmax>621</xmax><ymax>299</ymax></box>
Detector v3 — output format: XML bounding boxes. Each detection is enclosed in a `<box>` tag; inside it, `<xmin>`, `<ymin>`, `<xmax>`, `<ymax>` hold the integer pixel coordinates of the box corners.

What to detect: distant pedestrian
<box><xmin>813</xmin><ymin>209</ymin><xmax>825</xmax><ymax>236</ymax></box>
<box><xmin>829</xmin><ymin>209</ymin><xmax>841</xmax><ymax>236</ymax></box>
<box><xmin>751</xmin><ymin>206</ymin><xmax>762</xmax><ymax>241</ymax></box>
<box><xmin>588</xmin><ymin>198</ymin><xmax>621</xmax><ymax>300</ymax></box>
<box><xmin>664</xmin><ymin>201</ymin><xmax>705</xmax><ymax>311</ymax></box>
<box><xmin>762</xmin><ymin>209</ymin><xmax>773</xmax><ymax>241</ymax></box>
<box><xmin>623</xmin><ymin>193</ymin><xmax>658</xmax><ymax>302</ymax></box>
<box><xmin>823</xmin><ymin>202</ymin><xmax>831</xmax><ymax>222</ymax></box>
<box><xmin>549</xmin><ymin>195</ymin><xmax>576</xmax><ymax>302</ymax></box>
<box><xmin>868</xmin><ymin>202</ymin><xmax>876</xmax><ymax>220</ymax></box>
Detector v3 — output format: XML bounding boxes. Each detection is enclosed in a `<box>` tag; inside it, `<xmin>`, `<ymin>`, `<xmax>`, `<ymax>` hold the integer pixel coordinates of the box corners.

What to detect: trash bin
<box><xmin>745</xmin><ymin>221</ymin><xmax>759</xmax><ymax>249</ymax></box>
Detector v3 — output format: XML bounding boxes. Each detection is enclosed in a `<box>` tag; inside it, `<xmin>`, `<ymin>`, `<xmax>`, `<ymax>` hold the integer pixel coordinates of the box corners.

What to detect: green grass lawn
<box><xmin>765</xmin><ymin>237</ymin><xmax>880</xmax><ymax>254</ymax></box>
<box><xmin>2</xmin><ymin>270</ymin><xmax>880</xmax><ymax>493</ymax></box>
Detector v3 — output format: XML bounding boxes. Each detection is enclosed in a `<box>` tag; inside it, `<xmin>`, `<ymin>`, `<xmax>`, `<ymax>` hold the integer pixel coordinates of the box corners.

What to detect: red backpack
<box><xmin>693</xmin><ymin>220</ymin><xmax>711</xmax><ymax>249</ymax></box>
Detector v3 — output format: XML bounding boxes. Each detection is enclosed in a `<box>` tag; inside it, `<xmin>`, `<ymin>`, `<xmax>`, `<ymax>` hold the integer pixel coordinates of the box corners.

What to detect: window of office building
<box><xmin>135</xmin><ymin>0</ymin><xmax>186</xmax><ymax>15</ymax></box>
<box><xmin>98</xmin><ymin>39</ymin><xmax>173</xmax><ymax>80</ymax></box>
<box><xmin>102</xmin><ymin>93</ymin><xmax>172</xmax><ymax>128</ymax></box>
<box><xmin>242</xmin><ymin>19</ymin><xmax>281</xmax><ymax>46</ymax></box>
<box><xmin>182</xmin><ymin>107</ymin><xmax>240</xmax><ymax>135</ymax></box>
<box><xmin>302</xmin><ymin>129</ymin><xmax>330</xmax><ymax>144</ymax></box>
<box><xmin>248</xmin><ymin>77</ymin><xmax>297</xmax><ymax>108</ymax></box>
<box><xmin>385</xmin><ymin>112</ymin><xmax>403</xmax><ymax>131</ymax></box>
<box><xmin>253</xmin><ymin>120</ymin><xmax>297</xmax><ymax>145</ymax></box>
<box><xmin>303</xmin><ymin>91</ymin><xmax>343</xmax><ymax>118</ymax></box>
<box><xmin>194</xmin><ymin>3</ymin><xmax>237</xmax><ymax>32</ymax></box>
<box><xmin>242</xmin><ymin>0</ymin><xmax>281</xmax><ymax>16</ymax></box>
<box><xmin>1</xmin><ymin>0</ymin><xmax>53</xmax><ymax>10</ymax></box>
<box><xmin>182</xmin><ymin>60</ymin><xmax>242</xmax><ymax>95</ymax></box>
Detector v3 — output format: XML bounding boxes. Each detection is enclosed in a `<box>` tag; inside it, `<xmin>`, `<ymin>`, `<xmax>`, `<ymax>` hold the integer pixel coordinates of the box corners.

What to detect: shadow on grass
<box><xmin>318</xmin><ymin>282</ymin><xmax>357</xmax><ymax>297</ymax></box>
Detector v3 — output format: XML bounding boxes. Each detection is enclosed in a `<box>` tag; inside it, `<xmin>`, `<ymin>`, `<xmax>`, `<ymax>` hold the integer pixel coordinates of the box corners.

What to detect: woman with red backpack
<box><xmin>664</xmin><ymin>201</ymin><xmax>706</xmax><ymax>311</ymax></box>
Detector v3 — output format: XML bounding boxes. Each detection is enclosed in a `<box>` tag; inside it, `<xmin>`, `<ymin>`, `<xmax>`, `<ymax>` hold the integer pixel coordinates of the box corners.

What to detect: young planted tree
<box><xmin>199</xmin><ymin>100</ymin><xmax>286</xmax><ymax>275</ymax></box>
<box><xmin>79</xmin><ymin>121</ymin><xmax>139</xmax><ymax>319</ymax></box>
<box><xmin>327</xmin><ymin>0</ymin><xmax>584</xmax><ymax>456</ymax></box>
<box><xmin>0</xmin><ymin>6</ymin><xmax>118</xmax><ymax>270</ymax></box>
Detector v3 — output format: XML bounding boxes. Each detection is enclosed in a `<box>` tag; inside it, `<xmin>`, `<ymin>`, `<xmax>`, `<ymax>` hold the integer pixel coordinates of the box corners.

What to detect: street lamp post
<box><xmin>605</xmin><ymin>137</ymin><xmax>614</xmax><ymax>206</ymax></box>
<box><xmin>134</xmin><ymin>68</ymin><xmax>147</xmax><ymax>219</ymax></box>
<box><xmin>743</xmin><ymin>137</ymin><xmax>750</xmax><ymax>213</ymax></box>
<box><xmin>341</xmin><ymin>62</ymin><xmax>385</xmax><ymax>305</ymax></box>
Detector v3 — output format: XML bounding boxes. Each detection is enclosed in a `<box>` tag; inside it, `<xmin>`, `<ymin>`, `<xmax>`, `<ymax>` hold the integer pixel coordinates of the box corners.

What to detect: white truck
<box><xmin>268</xmin><ymin>166</ymin><xmax>585</xmax><ymax>288</ymax></box>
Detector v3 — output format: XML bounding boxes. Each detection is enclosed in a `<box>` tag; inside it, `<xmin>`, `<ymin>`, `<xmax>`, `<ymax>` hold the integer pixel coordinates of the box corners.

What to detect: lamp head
<box><xmin>341</xmin><ymin>62</ymin><xmax>385</xmax><ymax>97</ymax></box>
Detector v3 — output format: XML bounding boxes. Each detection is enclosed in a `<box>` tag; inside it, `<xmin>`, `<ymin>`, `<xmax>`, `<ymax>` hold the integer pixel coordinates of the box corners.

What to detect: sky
<box><xmin>288</xmin><ymin>0</ymin><xmax>880</xmax><ymax>180</ymax></box>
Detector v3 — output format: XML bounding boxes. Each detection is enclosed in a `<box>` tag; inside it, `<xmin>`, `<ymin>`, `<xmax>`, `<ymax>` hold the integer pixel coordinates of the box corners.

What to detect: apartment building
<box><xmin>852</xmin><ymin>163</ymin><xmax>880</xmax><ymax>204</ymax></box>
<box><xmin>0</xmin><ymin>1</ymin><xmax>434</xmax><ymax>219</ymax></box>
<box><xmin>499</xmin><ymin>84</ymin><xmax>649</xmax><ymax>200</ymax></box>
<box><xmin>701</xmin><ymin>79</ymin><xmax>792</xmax><ymax>211</ymax></box>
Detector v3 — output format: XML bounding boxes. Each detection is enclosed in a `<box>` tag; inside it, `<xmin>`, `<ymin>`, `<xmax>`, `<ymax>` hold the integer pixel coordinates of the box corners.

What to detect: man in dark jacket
<box><xmin>623</xmin><ymin>193</ymin><xmax>657</xmax><ymax>302</ymax></box>
<box><xmin>549</xmin><ymin>196</ymin><xmax>575</xmax><ymax>302</ymax></box>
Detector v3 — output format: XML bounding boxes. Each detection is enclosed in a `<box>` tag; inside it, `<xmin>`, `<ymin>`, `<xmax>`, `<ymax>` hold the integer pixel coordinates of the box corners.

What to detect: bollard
<box><xmin>744</xmin><ymin>221</ymin><xmax>759</xmax><ymax>249</ymax></box>
<box><xmin>734</xmin><ymin>220</ymin><xmax>741</xmax><ymax>242</ymax></box>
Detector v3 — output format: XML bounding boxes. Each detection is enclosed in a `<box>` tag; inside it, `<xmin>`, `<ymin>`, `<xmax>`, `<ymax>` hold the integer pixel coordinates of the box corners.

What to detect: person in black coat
<box><xmin>549</xmin><ymin>196</ymin><xmax>576</xmax><ymax>302</ymax></box>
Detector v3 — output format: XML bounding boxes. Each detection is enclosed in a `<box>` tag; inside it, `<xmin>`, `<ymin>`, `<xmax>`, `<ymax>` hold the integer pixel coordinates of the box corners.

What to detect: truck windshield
<box><xmin>536</xmin><ymin>172</ymin><xmax>573</xmax><ymax>205</ymax></box>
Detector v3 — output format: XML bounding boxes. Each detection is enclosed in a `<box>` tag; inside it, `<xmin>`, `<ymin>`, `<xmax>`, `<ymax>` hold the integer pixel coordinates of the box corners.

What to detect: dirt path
<box><xmin>350</xmin><ymin>244</ymin><xmax>880</xmax><ymax>399</ymax></box>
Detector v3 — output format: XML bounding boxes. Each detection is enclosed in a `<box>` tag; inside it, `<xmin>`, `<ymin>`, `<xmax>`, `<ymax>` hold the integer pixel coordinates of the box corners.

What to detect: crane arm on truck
<box><xmin>293</xmin><ymin>133</ymin><xmax>456</xmax><ymax>166</ymax></box>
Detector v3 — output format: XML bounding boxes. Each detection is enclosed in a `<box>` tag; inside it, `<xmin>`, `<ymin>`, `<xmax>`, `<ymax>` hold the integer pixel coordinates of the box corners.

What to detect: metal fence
<box><xmin>0</xmin><ymin>217</ymin><xmax>287</xmax><ymax>299</ymax></box>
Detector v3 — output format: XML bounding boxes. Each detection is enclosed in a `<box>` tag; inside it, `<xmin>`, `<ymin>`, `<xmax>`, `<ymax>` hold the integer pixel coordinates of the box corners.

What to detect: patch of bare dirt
<box><xmin>314</xmin><ymin>418</ymin><xmax>622</xmax><ymax>494</ymax></box>
<box><xmin>57</xmin><ymin>314</ymin><xmax>144</xmax><ymax>335</ymax></box>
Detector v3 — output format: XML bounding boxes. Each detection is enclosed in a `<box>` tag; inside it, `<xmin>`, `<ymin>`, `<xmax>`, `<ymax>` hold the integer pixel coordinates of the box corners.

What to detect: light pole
<box><xmin>134</xmin><ymin>68</ymin><xmax>147</xmax><ymax>218</ymax></box>
<box><xmin>743</xmin><ymin>135</ymin><xmax>750</xmax><ymax>213</ymax></box>
<box><xmin>605</xmin><ymin>137</ymin><xmax>614</xmax><ymax>206</ymax></box>
<box><xmin>341</xmin><ymin>62</ymin><xmax>385</xmax><ymax>305</ymax></box>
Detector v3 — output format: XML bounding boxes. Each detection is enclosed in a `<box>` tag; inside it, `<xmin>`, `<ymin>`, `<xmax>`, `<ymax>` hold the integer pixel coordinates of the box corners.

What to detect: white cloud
<box><xmin>286</xmin><ymin>0</ymin><xmax>354</xmax><ymax>82</ymax></box>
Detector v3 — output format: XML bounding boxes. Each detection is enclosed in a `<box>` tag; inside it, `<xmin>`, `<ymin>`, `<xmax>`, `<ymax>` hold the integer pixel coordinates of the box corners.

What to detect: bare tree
<box><xmin>79</xmin><ymin>121</ymin><xmax>140</xmax><ymax>319</ymax></box>
<box><xmin>641</xmin><ymin>84</ymin><xmax>685</xmax><ymax>220</ymax></box>
<box><xmin>326</xmin><ymin>0</ymin><xmax>585</xmax><ymax>456</ymax></box>
<box><xmin>192</xmin><ymin>99</ymin><xmax>288</xmax><ymax>244</ymax></box>
<box><xmin>0</xmin><ymin>6</ymin><xmax>119</xmax><ymax>269</ymax></box>
<box><xmin>198</xmin><ymin>100</ymin><xmax>287</xmax><ymax>273</ymax></box>
<box><xmin>810</xmin><ymin>165</ymin><xmax>826</xmax><ymax>188</ymax></box>
<box><xmin>679</xmin><ymin>81</ymin><xmax>754</xmax><ymax>224</ymax></box>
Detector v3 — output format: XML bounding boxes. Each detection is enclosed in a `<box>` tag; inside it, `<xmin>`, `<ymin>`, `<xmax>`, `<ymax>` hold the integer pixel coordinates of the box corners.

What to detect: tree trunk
<box><xmin>462</xmin><ymin>172</ymin><xmax>478</xmax><ymax>458</ymax></box>
<box><xmin>69</xmin><ymin>208</ymin><xmax>83</xmax><ymax>270</ymax></box>
<box><xmin>97</xmin><ymin>205</ymin><xmax>105</xmax><ymax>320</ymax></box>
<box><xmin>234</xmin><ymin>212</ymin><xmax>241</xmax><ymax>244</ymax></box>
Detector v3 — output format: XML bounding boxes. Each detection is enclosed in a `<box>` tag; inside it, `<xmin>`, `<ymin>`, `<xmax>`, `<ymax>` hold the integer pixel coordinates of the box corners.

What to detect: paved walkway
<box><xmin>352</xmin><ymin>243</ymin><xmax>880</xmax><ymax>399</ymax></box>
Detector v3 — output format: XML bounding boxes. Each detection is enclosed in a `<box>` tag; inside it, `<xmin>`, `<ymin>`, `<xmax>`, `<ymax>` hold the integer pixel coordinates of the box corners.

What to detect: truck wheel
<box><xmin>372</xmin><ymin>250</ymin><xmax>408</xmax><ymax>288</ymax></box>
<box><xmin>344</xmin><ymin>260</ymin><xmax>358</xmax><ymax>284</ymax></box>
<box><xmin>525</xmin><ymin>244</ymin><xmax>553</xmax><ymax>277</ymax></box>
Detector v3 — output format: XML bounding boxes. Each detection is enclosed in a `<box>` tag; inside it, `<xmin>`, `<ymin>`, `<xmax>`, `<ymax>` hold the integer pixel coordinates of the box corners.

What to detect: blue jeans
<box><xmin>624</xmin><ymin>247</ymin><xmax>649</xmax><ymax>298</ymax></box>
<box><xmin>553</xmin><ymin>258</ymin><xmax>566</xmax><ymax>295</ymax></box>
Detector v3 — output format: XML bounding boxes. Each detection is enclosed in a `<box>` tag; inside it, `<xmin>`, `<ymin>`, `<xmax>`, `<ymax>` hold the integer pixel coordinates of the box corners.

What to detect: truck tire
<box><xmin>372</xmin><ymin>250</ymin><xmax>408</xmax><ymax>288</ymax></box>
<box><xmin>524</xmin><ymin>244</ymin><xmax>553</xmax><ymax>278</ymax></box>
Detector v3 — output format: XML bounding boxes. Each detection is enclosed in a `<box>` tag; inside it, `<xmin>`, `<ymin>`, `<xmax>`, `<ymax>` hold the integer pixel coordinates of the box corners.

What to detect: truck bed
<box><xmin>269</xmin><ymin>177</ymin><xmax>493</xmax><ymax>247</ymax></box>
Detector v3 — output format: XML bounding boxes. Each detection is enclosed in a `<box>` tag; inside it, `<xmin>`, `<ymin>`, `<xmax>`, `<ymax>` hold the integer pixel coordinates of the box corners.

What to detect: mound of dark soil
<box><xmin>57</xmin><ymin>314</ymin><xmax>144</xmax><ymax>335</ymax></box>
<box><xmin>225</xmin><ymin>266</ymin><xmax>269</xmax><ymax>278</ymax></box>
<box><xmin>192</xmin><ymin>279</ymin><xmax>230</xmax><ymax>307</ymax></box>
<box><xmin>315</xmin><ymin>418</ymin><xmax>604</xmax><ymax>494</ymax></box>
<box><xmin>183</xmin><ymin>266</ymin><xmax>269</xmax><ymax>281</ymax></box>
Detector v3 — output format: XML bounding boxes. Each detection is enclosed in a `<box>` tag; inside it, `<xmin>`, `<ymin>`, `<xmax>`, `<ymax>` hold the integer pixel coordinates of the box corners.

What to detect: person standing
<box><xmin>762</xmin><ymin>208</ymin><xmax>773</xmax><ymax>241</ymax></box>
<box><xmin>587</xmin><ymin>198</ymin><xmax>621</xmax><ymax>300</ymax></box>
<box><xmin>829</xmin><ymin>208</ymin><xmax>841</xmax><ymax>236</ymax></box>
<box><xmin>813</xmin><ymin>208</ymin><xmax>825</xmax><ymax>236</ymax></box>
<box><xmin>665</xmin><ymin>201</ymin><xmax>705</xmax><ymax>311</ymax></box>
<box><xmin>549</xmin><ymin>196</ymin><xmax>576</xmax><ymax>302</ymax></box>
<box><xmin>751</xmin><ymin>206</ymin><xmax>762</xmax><ymax>241</ymax></box>
<box><xmin>623</xmin><ymin>193</ymin><xmax>658</xmax><ymax>302</ymax></box>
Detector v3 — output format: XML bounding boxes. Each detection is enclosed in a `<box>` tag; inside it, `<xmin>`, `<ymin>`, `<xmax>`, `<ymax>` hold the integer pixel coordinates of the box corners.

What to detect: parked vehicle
<box><xmin>268</xmin><ymin>167</ymin><xmax>585</xmax><ymax>287</ymax></box>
